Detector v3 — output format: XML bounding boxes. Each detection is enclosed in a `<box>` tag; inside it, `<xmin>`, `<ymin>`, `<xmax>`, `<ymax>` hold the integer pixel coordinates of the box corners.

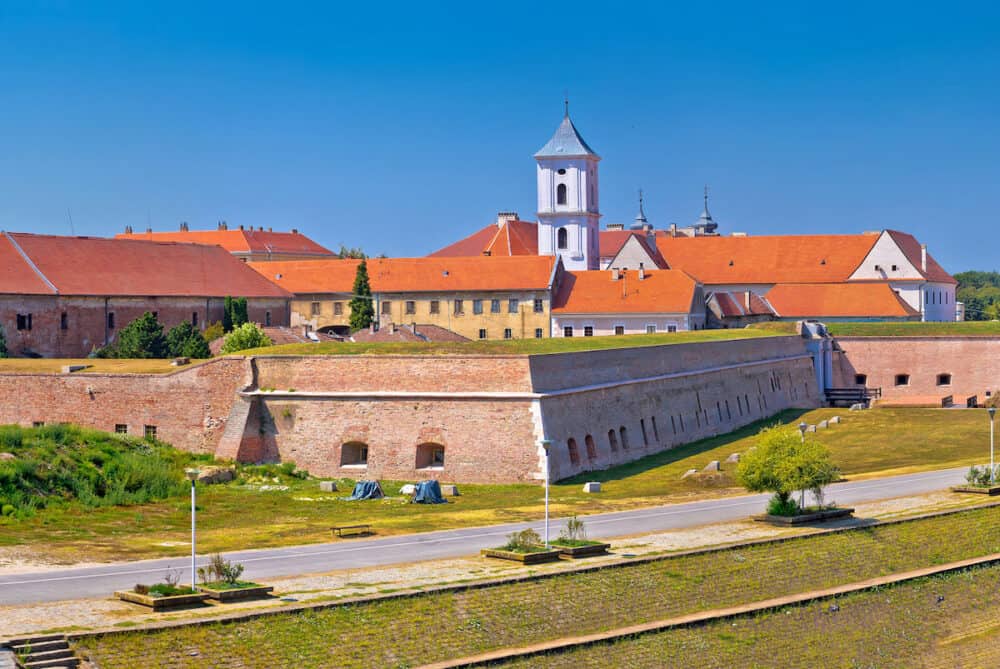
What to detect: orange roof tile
<box><xmin>552</xmin><ymin>269</ymin><xmax>699</xmax><ymax>314</ymax></box>
<box><xmin>708</xmin><ymin>291</ymin><xmax>776</xmax><ymax>317</ymax></box>
<box><xmin>766</xmin><ymin>282</ymin><xmax>920</xmax><ymax>318</ymax></box>
<box><xmin>430</xmin><ymin>220</ymin><xmax>538</xmax><ymax>257</ymax></box>
<box><xmin>0</xmin><ymin>233</ymin><xmax>55</xmax><ymax>295</ymax></box>
<box><xmin>116</xmin><ymin>228</ymin><xmax>333</xmax><ymax>257</ymax></box>
<box><xmin>2</xmin><ymin>233</ymin><xmax>292</xmax><ymax>298</ymax></box>
<box><xmin>655</xmin><ymin>233</ymin><xmax>881</xmax><ymax>284</ymax></box>
<box><xmin>250</xmin><ymin>255</ymin><xmax>557</xmax><ymax>294</ymax></box>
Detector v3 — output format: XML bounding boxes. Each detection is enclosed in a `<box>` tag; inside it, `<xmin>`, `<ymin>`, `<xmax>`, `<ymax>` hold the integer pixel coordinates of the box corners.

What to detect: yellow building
<box><xmin>249</xmin><ymin>256</ymin><xmax>560</xmax><ymax>340</ymax></box>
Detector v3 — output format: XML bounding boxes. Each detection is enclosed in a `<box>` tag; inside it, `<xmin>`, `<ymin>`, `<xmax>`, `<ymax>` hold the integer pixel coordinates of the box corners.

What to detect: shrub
<box><xmin>766</xmin><ymin>494</ymin><xmax>800</xmax><ymax>516</ymax></box>
<box><xmin>502</xmin><ymin>528</ymin><xmax>542</xmax><ymax>552</ymax></box>
<box><xmin>165</xmin><ymin>322</ymin><xmax>211</xmax><ymax>359</ymax></box>
<box><xmin>204</xmin><ymin>553</ymin><xmax>246</xmax><ymax>585</ymax></box>
<box><xmin>1</xmin><ymin>504</ymin><xmax>14</xmax><ymax>516</ymax></box>
<box><xmin>202</xmin><ymin>321</ymin><xmax>224</xmax><ymax>343</ymax></box>
<box><xmin>111</xmin><ymin>312</ymin><xmax>168</xmax><ymax>359</ymax></box>
<box><xmin>966</xmin><ymin>465</ymin><xmax>998</xmax><ymax>487</ymax></box>
<box><xmin>559</xmin><ymin>516</ymin><xmax>587</xmax><ymax>542</ymax></box>
<box><xmin>220</xmin><ymin>323</ymin><xmax>272</xmax><ymax>354</ymax></box>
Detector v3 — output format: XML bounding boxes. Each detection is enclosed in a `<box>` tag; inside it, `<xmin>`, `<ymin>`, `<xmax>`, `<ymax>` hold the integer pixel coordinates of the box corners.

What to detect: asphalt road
<box><xmin>0</xmin><ymin>466</ymin><xmax>968</xmax><ymax>606</ymax></box>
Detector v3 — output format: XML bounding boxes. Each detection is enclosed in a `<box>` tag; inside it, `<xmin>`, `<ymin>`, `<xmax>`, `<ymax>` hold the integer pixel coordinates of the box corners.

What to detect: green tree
<box><xmin>223</xmin><ymin>296</ymin><xmax>234</xmax><ymax>332</ymax></box>
<box><xmin>219</xmin><ymin>322</ymin><xmax>272</xmax><ymax>354</ymax></box>
<box><xmin>202</xmin><ymin>321</ymin><xmax>224</xmax><ymax>343</ymax></box>
<box><xmin>348</xmin><ymin>260</ymin><xmax>375</xmax><ymax>331</ymax></box>
<box><xmin>0</xmin><ymin>323</ymin><xmax>6</xmax><ymax>358</ymax></box>
<box><xmin>165</xmin><ymin>322</ymin><xmax>212</xmax><ymax>359</ymax></box>
<box><xmin>232</xmin><ymin>297</ymin><xmax>249</xmax><ymax>328</ymax></box>
<box><xmin>336</xmin><ymin>244</ymin><xmax>366</xmax><ymax>259</ymax></box>
<box><xmin>736</xmin><ymin>426</ymin><xmax>840</xmax><ymax>514</ymax></box>
<box><xmin>113</xmin><ymin>312</ymin><xmax>168</xmax><ymax>359</ymax></box>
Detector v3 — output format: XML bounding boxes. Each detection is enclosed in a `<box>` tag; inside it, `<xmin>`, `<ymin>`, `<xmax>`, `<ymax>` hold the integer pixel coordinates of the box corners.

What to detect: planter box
<box><xmin>551</xmin><ymin>542</ymin><xmax>611</xmax><ymax>559</ymax></box>
<box><xmin>754</xmin><ymin>507</ymin><xmax>855</xmax><ymax>526</ymax></box>
<box><xmin>198</xmin><ymin>584</ymin><xmax>274</xmax><ymax>603</ymax></box>
<box><xmin>952</xmin><ymin>485</ymin><xmax>1000</xmax><ymax>496</ymax></box>
<box><xmin>115</xmin><ymin>590</ymin><xmax>208</xmax><ymax>611</ymax></box>
<box><xmin>481</xmin><ymin>548</ymin><xmax>562</xmax><ymax>564</ymax></box>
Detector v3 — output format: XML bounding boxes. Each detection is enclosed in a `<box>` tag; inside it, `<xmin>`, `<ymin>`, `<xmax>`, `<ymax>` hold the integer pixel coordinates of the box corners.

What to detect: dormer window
<box><xmin>556</xmin><ymin>183</ymin><xmax>567</xmax><ymax>205</ymax></box>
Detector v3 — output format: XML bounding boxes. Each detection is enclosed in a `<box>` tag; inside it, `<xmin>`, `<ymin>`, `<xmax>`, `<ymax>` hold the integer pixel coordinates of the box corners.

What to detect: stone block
<box><xmin>726</xmin><ymin>453</ymin><xmax>740</xmax><ymax>463</ymax></box>
<box><xmin>830</xmin><ymin>415</ymin><xmax>841</xmax><ymax>424</ymax></box>
<box><xmin>582</xmin><ymin>481</ymin><xmax>602</xmax><ymax>493</ymax></box>
<box><xmin>805</xmin><ymin>425</ymin><xmax>817</xmax><ymax>432</ymax></box>
<box><xmin>0</xmin><ymin>453</ymin><xmax>14</xmax><ymax>461</ymax></box>
<box><xmin>681</xmin><ymin>469</ymin><xmax>698</xmax><ymax>479</ymax></box>
<box><xmin>850</xmin><ymin>403</ymin><xmax>866</xmax><ymax>411</ymax></box>
<box><xmin>399</xmin><ymin>483</ymin><xmax>416</xmax><ymax>495</ymax></box>
<box><xmin>817</xmin><ymin>420</ymin><xmax>829</xmax><ymax>429</ymax></box>
<box><xmin>61</xmin><ymin>364</ymin><xmax>88</xmax><ymax>373</ymax></box>
<box><xmin>319</xmin><ymin>480</ymin><xmax>338</xmax><ymax>492</ymax></box>
<box><xmin>441</xmin><ymin>484</ymin><xmax>460</xmax><ymax>496</ymax></box>
<box><xmin>196</xmin><ymin>466</ymin><xmax>235</xmax><ymax>484</ymax></box>
<box><xmin>702</xmin><ymin>460</ymin><xmax>720</xmax><ymax>472</ymax></box>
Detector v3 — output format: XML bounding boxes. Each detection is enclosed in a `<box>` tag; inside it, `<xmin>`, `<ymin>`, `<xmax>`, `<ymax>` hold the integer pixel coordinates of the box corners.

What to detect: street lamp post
<box><xmin>540</xmin><ymin>439</ymin><xmax>552</xmax><ymax>549</ymax></box>
<box><xmin>989</xmin><ymin>407</ymin><xmax>997</xmax><ymax>484</ymax></box>
<box><xmin>185</xmin><ymin>468</ymin><xmax>200</xmax><ymax>589</ymax></box>
<box><xmin>798</xmin><ymin>422</ymin><xmax>808</xmax><ymax>443</ymax></box>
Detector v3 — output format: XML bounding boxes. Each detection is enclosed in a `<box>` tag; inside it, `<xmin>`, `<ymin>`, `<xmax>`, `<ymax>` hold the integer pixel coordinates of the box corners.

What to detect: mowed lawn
<box><xmin>0</xmin><ymin>407</ymin><xmax>992</xmax><ymax>564</ymax></box>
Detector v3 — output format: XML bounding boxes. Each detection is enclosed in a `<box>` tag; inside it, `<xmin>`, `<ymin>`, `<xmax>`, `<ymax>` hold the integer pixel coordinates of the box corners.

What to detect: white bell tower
<box><xmin>535</xmin><ymin>104</ymin><xmax>601</xmax><ymax>271</ymax></box>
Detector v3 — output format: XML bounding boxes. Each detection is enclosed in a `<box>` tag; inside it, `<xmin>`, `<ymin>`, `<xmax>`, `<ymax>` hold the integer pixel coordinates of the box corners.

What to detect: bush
<box><xmin>165</xmin><ymin>322</ymin><xmax>211</xmax><ymax>359</ymax></box>
<box><xmin>220</xmin><ymin>323</ymin><xmax>272</xmax><ymax>354</ymax></box>
<box><xmin>202</xmin><ymin>321</ymin><xmax>224</xmax><ymax>343</ymax></box>
<box><xmin>966</xmin><ymin>465</ymin><xmax>998</xmax><ymax>487</ymax></box>
<box><xmin>1</xmin><ymin>504</ymin><xmax>14</xmax><ymax>516</ymax></box>
<box><xmin>110</xmin><ymin>312</ymin><xmax>168</xmax><ymax>358</ymax></box>
<box><xmin>501</xmin><ymin>528</ymin><xmax>542</xmax><ymax>552</ymax></box>
<box><xmin>559</xmin><ymin>516</ymin><xmax>587</xmax><ymax>542</ymax></box>
<box><xmin>766</xmin><ymin>494</ymin><xmax>800</xmax><ymax>516</ymax></box>
<box><xmin>203</xmin><ymin>553</ymin><xmax>246</xmax><ymax>585</ymax></box>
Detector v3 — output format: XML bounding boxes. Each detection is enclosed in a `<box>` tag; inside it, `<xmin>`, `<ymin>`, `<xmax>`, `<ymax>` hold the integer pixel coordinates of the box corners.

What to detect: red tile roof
<box><xmin>708</xmin><ymin>291</ymin><xmax>776</xmax><ymax>318</ymax></box>
<box><xmin>766</xmin><ymin>282</ymin><xmax>920</xmax><ymax>318</ymax></box>
<box><xmin>0</xmin><ymin>233</ymin><xmax>55</xmax><ymax>295</ymax></box>
<box><xmin>250</xmin><ymin>255</ymin><xmax>557</xmax><ymax>294</ymax></box>
<box><xmin>599</xmin><ymin>230</ymin><xmax>668</xmax><ymax>268</ymax></box>
<box><xmin>429</xmin><ymin>220</ymin><xmax>538</xmax><ymax>257</ymax></box>
<box><xmin>116</xmin><ymin>228</ymin><xmax>333</xmax><ymax>257</ymax></box>
<box><xmin>0</xmin><ymin>233</ymin><xmax>292</xmax><ymax>298</ymax></box>
<box><xmin>552</xmin><ymin>269</ymin><xmax>699</xmax><ymax>314</ymax></box>
<box><xmin>886</xmin><ymin>230</ymin><xmax>957</xmax><ymax>284</ymax></box>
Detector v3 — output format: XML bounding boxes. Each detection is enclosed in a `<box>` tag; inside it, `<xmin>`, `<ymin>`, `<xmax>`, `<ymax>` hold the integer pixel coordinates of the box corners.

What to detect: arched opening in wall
<box><xmin>894</xmin><ymin>374</ymin><xmax>910</xmax><ymax>387</ymax></box>
<box><xmin>557</xmin><ymin>227</ymin><xmax>568</xmax><ymax>250</ymax></box>
<box><xmin>619</xmin><ymin>426</ymin><xmax>629</xmax><ymax>450</ymax></box>
<box><xmin>607</xmin><ymin>429</ymin><xmax>618</xmax><ymax>452</ymax></box>
<box><xmin>855</xmin><ymin>374</ymin><xmax>867</xmax><ymax>386</ymax></box>
<box><xmin>584</xmin><ymin>434</ymin><xmax>597</xmax><ymax>461</ymax></box>
<box><xmin>556</xmin><ymin>183</ymin><xmax>567</xmax><ymax>205</ymax></box>
<box><xmin>341</xmin><ymin>441</ymin><xmax>368</xmax><ymax>467</ymax></box>
<box><xmin>567</xmin><ymin>438</ymin><xmax>580</xmax><ymax>466</ymax></box>
<box><xmin>416</xmin><ymin>442</ymin><xmax>445</xmax><ymax>469</ymax></box>
<box><xmin>937</xmin><ymin>373</ymin><xmax>952</xmax><ymax>386</ymax></box>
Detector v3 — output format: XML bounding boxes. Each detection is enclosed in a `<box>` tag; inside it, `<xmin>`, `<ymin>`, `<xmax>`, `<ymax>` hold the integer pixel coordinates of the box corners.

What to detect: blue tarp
<box><xmin>412</xmin><ymin>480</ymin><xmax>448</xmax><ymax>504</ymax></box>
<box><xmin>343</xmin><ymin>480</ymin><xmax>383</xmax><ymax>501</ymax></box>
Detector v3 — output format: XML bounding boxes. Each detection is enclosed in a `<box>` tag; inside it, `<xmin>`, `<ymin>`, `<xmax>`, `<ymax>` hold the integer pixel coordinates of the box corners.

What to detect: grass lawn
<box><xmin>2</xmin><ymin>407</ymin><xmax>994</xmax><ymax>564</ymax></box>
<box><xmin>0</xmin><ymin>358</ymin><xmax>187</xmax><ymax>375</ymax></box>
<box><xmin>71</xmin><ymin>505</ymin><xmax>1000</xmax><ymax>669</ymax></box>
<box><xmin>826</xmin><ymin>320</ymin><xmax>1000</xmax><ymax>337</ymax></box>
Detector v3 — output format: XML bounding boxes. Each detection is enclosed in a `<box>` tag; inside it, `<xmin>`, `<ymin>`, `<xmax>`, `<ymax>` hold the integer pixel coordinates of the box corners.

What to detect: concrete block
<box><xmin>61</xmin><ymin>364</ymin><xmax>88</xmax><ymax>373</ymax></box>
<box><xmin>850</xmin><ymin>403</ymin><xmax>866</xmax><ymax>411</ymax></box>
<box><xmin>726</xmin><ymin>453</ymin><xmax>740</xmax><ymax>463</ymax></box>
<box><xmin>196</xmin><ymin>466</ymin><xmax>235</xmax><ymax>484</ymax></box>
<box><xmin>681</xmin><ymin>469</ymin><xmax>698</xmax><ymax>479</ymax></box>
<box><xmin>830</xmin><ymin>415</ymin><xmax>841</xmax><ymax>424</ymax></box>
<box><xmin>702</xmin><ymin>460</ymin><xmax>720</xmax><ymax>472</ymax></box>
<box><xmin>805</xmin><ymin>425</ymin><xmax>817</xmax><ymax>433</ymax></box>
<box><xmin>441</xmin><ymin>484</ymin><xmax>460</xmax><ymax>496</ymax></box>
<box><xmin>817</xmin><ymin>420</ymin><xmax>829</xmax><ymax>429</ymax></box>
<box><xmin>399</xmin><ymin>483</ymin><xmax>416</xmax><ymax>495</ymax></box>
<box><xmin>582</xmin><ymin>481</ymin><xmax>602</xmax><ymax>493</ymax></box>
<box><xmin>319</xmin><ymin>480</ymin><xmax>338</xmax><ymax>492</ymax></box>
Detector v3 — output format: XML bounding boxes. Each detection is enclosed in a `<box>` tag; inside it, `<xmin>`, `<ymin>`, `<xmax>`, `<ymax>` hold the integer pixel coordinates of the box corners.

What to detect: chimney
<box><xmin>124</xmin><ymin>225</ymin><xmax>133</xmax><ymax>234</ymax></box>
<box><xmin>179</xmin><ymin>221</ymin><xmax>189</xmax><ymax>232</ymax></box>
<box><xmin>496</xmin><ymin>211</ymin><xmax>519</xmax><ymax>227</ymax></box>
<box><xmin>669</xmin><ymin>223</ymin><xmax>678</xmax><ymax>236</ymax></box>
<box><xmin>218</xmin><ymin>221</ymin><xmax>228</xmax><ymax>230</ymax></box>
<box><xmin>638</xmin><ymin>262</ymin><xmax>646</xmax><ymax>280</ymax></box>
<box><xmin>239</xmin><ymin>224</ymin><xmax>244</xmax><ymax>230</ymax></box>
<box><xmin>606</xmin><ymin>223</ymin><xmax>625</xmax><ymax>231</ymax></box>
<box><xmin>292</xmin><ymin>228</ymin><xmax>298</xmax><ymax>234</ymax></box>
<box><xmin>921</xmin><ymin>244</ymin><xmax>927</xmax><ymax>272</ymax></box>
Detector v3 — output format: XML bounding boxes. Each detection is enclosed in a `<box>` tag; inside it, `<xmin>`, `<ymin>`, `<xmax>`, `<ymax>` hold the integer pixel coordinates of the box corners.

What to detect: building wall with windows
<box><xmin>551</xmin><ymin>314</ymin><xmax>702</xmax><ymax>337</ymax></box>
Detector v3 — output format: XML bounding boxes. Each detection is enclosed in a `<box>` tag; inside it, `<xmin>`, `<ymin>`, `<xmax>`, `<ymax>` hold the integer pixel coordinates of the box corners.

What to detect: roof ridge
<box><xmin>4</xmin><ymin>232</ymin><xmax>58</xmax><ymax>294</ymax></box>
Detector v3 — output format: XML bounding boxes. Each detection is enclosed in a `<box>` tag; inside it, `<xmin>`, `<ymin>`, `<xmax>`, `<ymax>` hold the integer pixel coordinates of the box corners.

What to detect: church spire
<box><xmin>631</xmin><ymin>188</ymin><xmax>649</xmax><ymax>230</ymax></box>
<box><xmin>694</xmin><ymin>185</ymin><xmax>718</xmax><ymax>234</ymax></box>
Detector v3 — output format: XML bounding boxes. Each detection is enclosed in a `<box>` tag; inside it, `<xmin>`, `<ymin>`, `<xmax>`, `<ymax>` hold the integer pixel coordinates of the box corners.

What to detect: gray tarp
<box><xmin>412</xmin><ymin>480</ymin><xmax>448</xmax><ymax>504</ymax></box>
<box><xmin>343</xmin><ymin>480</ymin><xmax>384</xmax><ymax>500</ymax></box>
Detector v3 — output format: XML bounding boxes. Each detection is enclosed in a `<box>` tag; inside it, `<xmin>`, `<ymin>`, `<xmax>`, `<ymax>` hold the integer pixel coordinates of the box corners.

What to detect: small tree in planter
<box><xmin>551</xmin><ymin>516</ymin><xmax>610</xmax><ymax>558</ymax></box>
<box><xmin>196</xmin><ymin>554</ymin><xmax>273</xmax><ymax>601</ymax></box>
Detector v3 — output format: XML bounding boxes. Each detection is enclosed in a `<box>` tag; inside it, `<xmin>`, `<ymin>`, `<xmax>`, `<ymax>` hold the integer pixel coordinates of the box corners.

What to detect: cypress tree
<box><xmin>0</xmin><ymin>323</ymin><xmax>7</xmax><ymax>358</ymax></box>
<box><xmin>114</xmin><ymin>312</ymin><xmax>168</xmax><ymax>358</ymax></box>
<box><xmin>349</xmin><ymin>260</ymin><xmax>375</xmax><ymax>331</ymax></box>
<box><xmin>233</xmin><ymin>297</ymin><xmax>249</xmax><ymax>327</ymax></box>
<box><xmin>223</xmin><ymin>296</ymin><xmax>234</xmax><ymax>333</ymax></box>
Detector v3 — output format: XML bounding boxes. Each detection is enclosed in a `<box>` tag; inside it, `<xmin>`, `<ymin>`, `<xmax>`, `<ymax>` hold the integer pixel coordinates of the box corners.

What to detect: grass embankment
<box><xmin>501</xmin><ymin>565</ymin><xmax>1000</xmax><ymax>669</ymax></box>
<box><xmin>1</xmin><ymin>408</ymin><xmax>993</xmax><ymax>563</ymax></box>
<box><xmin>243</xmin><ymin>327</ymin><xmax>784</xmax><ymax>357</ymax></box>
<box><xmin>71</xmin><ymin>505</ymin><xmax>1000</xmax><ymax>669</ymax></box>
<box><xmin>0</xmin><ymin>358</ymin><xmax>183</xmax><ymax>374</ymax></box>
<box><xmin>826</xmin><ymin>321</ymin><xmax>1000</xmax><ymax>337</ymax></box>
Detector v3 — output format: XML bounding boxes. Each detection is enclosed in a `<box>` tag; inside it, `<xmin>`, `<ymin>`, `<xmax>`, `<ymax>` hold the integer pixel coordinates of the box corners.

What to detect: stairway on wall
<box><xmin>214</xmin><ymin>396</ymin><xmax>253</xmax><ymax>461</ymax></box>
<box><xmin>4</xmin><ymin>635</ymin><xmax>79</xmax><ymax>668</ymax></box>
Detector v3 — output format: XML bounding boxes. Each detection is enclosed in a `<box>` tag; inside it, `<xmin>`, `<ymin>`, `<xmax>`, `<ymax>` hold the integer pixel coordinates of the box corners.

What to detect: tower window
<box><xmin>556</xmin><ymin>183</ymin><xmax>567</xmax><ymax>205</ymax></box>
<box><xmin>557</xmin><ymin>168</ymin><xmax>566</xmax><ymax>175</ymax></box>
<box><xmin>557</xmin><ymin>227</ymin><xmax>568</xmax><ymax>250</ymax></box>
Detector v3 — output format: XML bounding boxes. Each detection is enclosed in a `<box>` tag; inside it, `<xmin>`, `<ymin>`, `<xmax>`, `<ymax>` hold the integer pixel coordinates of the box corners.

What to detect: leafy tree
<box><xmin>336</xmin><ymin>244</ymin><xmax>366</xmax><ymax>259</ymax></box>
<box><xmin>348</xmin><ymin>260</ymin><xmax>375</xmax><ymax>331</ymax></box>
<box><xmin>223</xmin><ymin>296</ymin><xmax>234</xmax><ymax>333</ymax></box>
<box><xmin>113</xmin><ymin>312</ymin><xmax>168</xmax><ymax>359</ymax></box>
<box><xmin>219</xmin><ymin>322</ymin><xmax>272</xmax><ymax>354</ymax></box>
<box><xmin>736</xmin><ymin>426</ymin><xmax>840</xmax><ymax>514</ymax></box>
<box><xmin>202</xmin><ymin>321</ymin><xmax>224</xmax><ymax>343</ymax></box>
<box><xmin>0</xmin><ymin>323</ymin><xmax>6</xmax><ymax>358</ymax></box>
<box><xmin>165</xmin><ymin>322</ymin><xmax>211</xmax><ymax>359</ymax></box>
<box><xmin>954</xmin><ymin>271</ymin><xmax>1000</xmax><ymax>320</ymax></box>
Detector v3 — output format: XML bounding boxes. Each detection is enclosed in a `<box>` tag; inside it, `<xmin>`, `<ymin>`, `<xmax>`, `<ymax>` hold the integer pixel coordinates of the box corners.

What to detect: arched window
<box><xmin>584</xmin><ymin>435</ymin><xmax>597</xmax><ymax>461</ymax></box>
<box><xmin>567</xmin><ymin>438</ymin><xmax>580</xmax><ymax>466</ymax></box>
<box><xmin>557</xmin><ymin>227</ymin><xmax>568</xmax><ymax>250</ymax></box>
<box><xmin>341</xmin><ymin>441</ymin><xmax>368</xmax><ymax>467</ymax></box>
<box><xmin>607</xmin><ymin>429</ymin><xmax>618</xmax><ymax>452</ymax></box>
<box><xmin>416</xmin><ymin>442</ymin><xmax>445</xmax><ymax>469</ymax></box>
<box><xmin>619</xmin><ymin>426</ymin><xmax>629</xmax><ymax>450</ymax></box>
<box><xmin>556</xmin><ymin>183</ymin><xmax>567</xmax><ymax>205</ymax></box>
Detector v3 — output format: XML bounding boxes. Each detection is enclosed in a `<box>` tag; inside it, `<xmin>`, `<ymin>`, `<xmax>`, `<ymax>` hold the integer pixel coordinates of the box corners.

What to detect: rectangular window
<box><xmin>667</xmin><ymin>325</ymin><xmax>677</xmax><ymax>333</ymax></box>
<box><xmin>584</xmin><ymin>326</ymin><xmax>594</xmax><ymax>337</ymax></box>
<box><xmin>453</xmin><ymin>299</ymin><xmax>464</xmax><ymax>315</ymax></box>
<box><xmin>16</xmin><ymin>314</ymin><xmax>32</xmax><ymax>331</ymax></box>
<box><xmin>265</xmin><ymin>311</ymin><xmax>272</xmax><ymax>326</ymax></box>
<box><xmin>191</xmin><ymin>311</ymin><xmax>199</xmax><ymax>327</ymax></box>
<box><xmin>490</xmin><ymin>299</ymin><xmax>501</xmax><ymax>314</ymax></box>
<box><xmin>60</xmin><ymin>312</ymin><xmax>68</xmax><ymax>330</ymax></box>
<box><xmin>115</xmin><ymin>424</ymin><xmax>128</xmax><ymax>434</ymax></box>
<box><xmin>614</xmin><ymin>325</ymin><xmax>625</xmax><ymax>336</ymax></box>
<box><xmin>144</xmin><ymin>425</ymin><xmax>157</xmax><ymax>440</ymax></box>
<box><xmin>479</xmin><ymin>328</ymin><xmax>487</xmax><ymax>340</ymax></box>
<box><xmin>310</xmin><ymin>301</ymin><xmax>321</xmax><ymax>316</ymax></box>
<box><xmin>503</xmin><ymin>328</ymin><xmax>512</xmax><ymax>339</ymax></box>
<box><xmin>937</xmin><ymin>373</ymin><xmax>952</xmax><ymax>386</ymax></box>
<box><xmin>534</xmin><ymin>328</ymin><xmax>543</xmax><ymax>338</ymax></box>
<box><xmin>473</xmin><ymin>299</ymin><xmax>484</xmax><ymax>315</ymax></box>
<box><xmin>333</xmin><ymin>302</ymin><xmax>344</xmax><ymax>316</ymax></box>
<box><xmin>107</xmin><ymin>312</ymin><xmax>115</xmax><ymax>330</ymax></box>
<box><xmin>533</xmin><ymin>298</ymin><xmax>544</xmax><ymax>313</ymax></box>
<box><xmin>405</xmin><ymin>301</ymin><xmax>416</xmax><ymax>315</ymax></box>
<box><xmin>645</xmin><ymin>324</ymin><xmax>656</xmax><ymax>334</ymax></box>
<box><xmin>429</xmin><ymin>300</ymin><xmax>440</xmax><ymax>314</ymax></box>
<box><xmin>381</xmin><ymin>301</ymin><xmax>392</xmax><ymax>315</ymax></box>
<box><xmin>894</xmin><ymin>374</ymin><xmax>910</xmax><ymax>387</ymax></box>
<box><xmin>563</xmin><ymin>326</ymin><xmax>574</xmax><ymax>337</ymax></box>
<box><xmin>855</xmin><ymin>374</ymin><xmax>867</xmax><ymax>385</ymax></box>
<box><xmin>508</xmin><ymin>298</ymin><xmax>519</xmax><ymax>314</ymax></box>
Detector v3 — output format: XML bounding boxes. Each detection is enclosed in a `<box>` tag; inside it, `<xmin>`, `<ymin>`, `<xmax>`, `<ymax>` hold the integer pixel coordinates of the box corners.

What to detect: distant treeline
<box><xmin>955</xmin><ymin>271</ymin><xmax>1000</xmax><ymax>320</ymax></box>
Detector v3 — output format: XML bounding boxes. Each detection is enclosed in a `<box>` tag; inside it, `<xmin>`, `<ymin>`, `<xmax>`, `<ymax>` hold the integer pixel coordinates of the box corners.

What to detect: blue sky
<box><xmin>1</xmin><ymin>2</ymin><xmax>998</xmax><ymax>271</ymax></box>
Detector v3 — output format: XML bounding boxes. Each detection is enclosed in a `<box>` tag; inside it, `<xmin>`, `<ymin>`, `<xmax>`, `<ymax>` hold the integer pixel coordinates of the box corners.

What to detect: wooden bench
<box><xmin>332</xmin><ymin>524</ymin><xmax>372</xmax><ymax>538</ymax></box>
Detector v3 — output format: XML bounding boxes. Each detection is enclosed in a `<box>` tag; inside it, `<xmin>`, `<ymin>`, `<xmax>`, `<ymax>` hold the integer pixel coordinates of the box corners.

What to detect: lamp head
<box><xmin>185</xmin><ymin>468</ymin><xmax>200</xmax><ymax>482</ymax></box>
<box><xmin>990</xmin><ymin>407</ymin><xmax>997</xmax><ymax>419</ymax></box>
<box><xmin>798</xmin><ymin>422</ymin><xmax>808</xmax><ymax>434</ymax></box>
